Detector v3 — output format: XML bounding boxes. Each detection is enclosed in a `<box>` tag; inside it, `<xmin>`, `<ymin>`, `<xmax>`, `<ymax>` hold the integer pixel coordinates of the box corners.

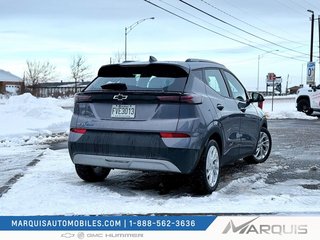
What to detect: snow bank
<box><xmin>0</xmin><ymin>94</ymin><xmax>317</xmax><ymax>144</ymax></box>
<box><xmin>0</xmin><ymin>93</ymin><xmax>72</xmax><ymax>142</ymax></box>
<box><xmin>261</xmin><ymin>96</ymin><xmax>317</xmax><ymax>120</ymax></box>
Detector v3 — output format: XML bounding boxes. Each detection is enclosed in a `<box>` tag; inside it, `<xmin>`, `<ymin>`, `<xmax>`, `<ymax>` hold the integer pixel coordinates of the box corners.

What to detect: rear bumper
<box><xmin>68</xmin><ymin>130</ymin><xmax>200</xmax><ymax>174</ymax></box>
<box><xmin>73</xmin><ymin>154</ymin><xmax>181</xmax><ymax>173</ymax></box>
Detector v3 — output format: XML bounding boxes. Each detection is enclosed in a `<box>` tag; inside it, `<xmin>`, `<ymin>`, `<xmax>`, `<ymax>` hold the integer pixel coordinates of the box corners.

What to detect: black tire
<box><xmin>297</xmin><ymin>99</ymin><xmax>313</xmax><ymax>115</ymax></box>
<box><xmin>192</xmin><ymin>140</ymin><xmax>221</xmax><ymax>195</ymax></box>
<box><xmin>75</xmin><ymin>164</ymin><xmax>110</xmax><ymax>182</ymax></box>
<box><xmin>244</xmin><ymin>127</ymin><xmax>272</xmax><ymax>164</ymax></box>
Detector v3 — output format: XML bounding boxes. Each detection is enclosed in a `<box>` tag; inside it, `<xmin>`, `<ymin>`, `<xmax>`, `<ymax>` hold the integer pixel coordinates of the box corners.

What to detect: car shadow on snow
<box><xmin>80</xmin><ymin>160</ymin><xmax>267</xmax><ymax>197</ymax></box>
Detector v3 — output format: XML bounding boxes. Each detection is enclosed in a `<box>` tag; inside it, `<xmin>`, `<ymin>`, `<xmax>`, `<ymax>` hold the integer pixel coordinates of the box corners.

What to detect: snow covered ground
<box><xmin>0</xmin><ymin>94</ymin><xmax>72</xmax><ymax>187</ymax></box>
<box><xmin>263</xmin><ymin>96</ymin><xmax>318</xmax><ymax>120</ymax></box>
<box><xmin>0</xmin><ymin>94</ymin><xmax>319</xmax><ymax>215</ymax></box>
<box><xmin>0</xmin><ymin>148</ymin><xmax>319</xmax><ymax>215</ymax></box>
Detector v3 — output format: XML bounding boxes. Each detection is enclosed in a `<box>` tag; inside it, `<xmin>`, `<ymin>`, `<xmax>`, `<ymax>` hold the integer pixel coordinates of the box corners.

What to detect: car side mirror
<box><xmin>249</xmin><ymin>92</ymin><xmax>264</xmax><ymax>103</ymax></box>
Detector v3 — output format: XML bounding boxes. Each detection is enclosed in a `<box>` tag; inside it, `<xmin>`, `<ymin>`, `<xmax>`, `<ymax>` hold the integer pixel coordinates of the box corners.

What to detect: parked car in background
<box><xmin>68</xmin><ymin>57</ymin><xmax>272</xmax><ymax>194</ymax></box>
<box><xmin>296</xmin><ymin>84</ymin><xmax>320</xmax><ymax>116</ymax></box>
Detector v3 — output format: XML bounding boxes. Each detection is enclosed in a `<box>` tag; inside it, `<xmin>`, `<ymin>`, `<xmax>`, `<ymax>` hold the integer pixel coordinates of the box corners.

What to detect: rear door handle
<box><xmin>217</xmin><ymin>104</ymin><xmax>224</xmax><ymax>110</ymax></box>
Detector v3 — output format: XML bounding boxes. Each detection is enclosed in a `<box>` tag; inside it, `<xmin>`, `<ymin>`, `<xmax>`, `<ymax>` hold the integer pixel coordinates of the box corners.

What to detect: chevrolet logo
<box><xmin>113</xmin><ymin>94</ymin><xmax>128</xmax><ymax>101</ymax></box>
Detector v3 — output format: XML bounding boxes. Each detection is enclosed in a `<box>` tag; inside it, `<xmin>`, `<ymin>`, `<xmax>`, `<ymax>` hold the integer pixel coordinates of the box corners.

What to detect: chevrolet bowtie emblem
<box><xmin>113</xmin><ymin>93</ymin><xmax>128</xmax><ymax>101</ymax></box>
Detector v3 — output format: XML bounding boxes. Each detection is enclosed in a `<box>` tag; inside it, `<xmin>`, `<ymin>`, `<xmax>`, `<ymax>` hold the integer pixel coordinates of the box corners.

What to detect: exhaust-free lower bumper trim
<box><xmin>73</xmin><ymin>154</ymin><xmax>181</xmax><ymax>173</ymax></box>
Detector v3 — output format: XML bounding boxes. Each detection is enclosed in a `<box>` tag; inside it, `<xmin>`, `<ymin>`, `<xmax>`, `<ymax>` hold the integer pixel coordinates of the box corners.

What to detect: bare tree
<box><xmin>70</xmin><ymin>55</ymin><xmax>92</xmax><ymax>92</ymax></box>
<box><xmin>24</xmin><ymin>60</ymin><xmax>56</xmax><ymax>87</ymax></box>
<box><xmin>113</xmin><ymin>51</ymin><xmax>125</xmax><ymax>63</ymax></box>
<box><xmin>109</xmin><ymin>51</ymin><xmax>140</xmax><ymax>64</ymax></box>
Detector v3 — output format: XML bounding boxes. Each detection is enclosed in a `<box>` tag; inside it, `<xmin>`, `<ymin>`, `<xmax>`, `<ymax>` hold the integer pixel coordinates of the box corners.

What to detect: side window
<box><xmin>204</xmin><ymin>69</ymin><xmax>229</xmax><ymax>98</ymax></box>
<box><xmin>223</xmin><ymin>71</ymin><xmax>247</xmax><ymax>101</ymax></box>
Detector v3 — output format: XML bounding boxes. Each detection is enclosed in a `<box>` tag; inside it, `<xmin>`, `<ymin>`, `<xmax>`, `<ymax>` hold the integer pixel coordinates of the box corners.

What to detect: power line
<box><xmin>179</xmin><ymin>0</ymin><xmax>314</xmax><ymax>58</ymax></box>
<box><xmin>144</xmin><ymin>0</ymin><xmax>267</xmax><ymax>52</ymax></box>
<box><xmin>286</xmin><ymin>0</ymin><xmax>311</xmax><ymax>11</ymax></box>
<box><xmin>158</xmin><ymin>0</ymin><xmax>262</xmax><ymax>46</ymax></box>
<box><xmin>144</xmin><ymin>0</ymin><xmax>307</xmax><ymax>62</ymax></box>
<box><xmin>199</xmin><ymin>0</ymin><xmax>307</xmax><ymax>47</ymax></box>
<box><xmin>222</xmin><ymin>0</ymin><xmax>306</xmax><ymax>41</ymax></box>
<box><xmin>305</xmin><ymin>0</ymin><xmax>320</xmax><ymax>12</ymax></box>
<box><xmin>273</xmin><ymin>0</ymin><xmax>307</xmax><ymax>17</ymax></box>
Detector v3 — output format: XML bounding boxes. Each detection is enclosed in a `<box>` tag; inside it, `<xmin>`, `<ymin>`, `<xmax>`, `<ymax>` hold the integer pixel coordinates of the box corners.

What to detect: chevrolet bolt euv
<box><xmin>68</xmin><ymin>57</ymin><xmax>272</xmax><ymax>194</ymax></box>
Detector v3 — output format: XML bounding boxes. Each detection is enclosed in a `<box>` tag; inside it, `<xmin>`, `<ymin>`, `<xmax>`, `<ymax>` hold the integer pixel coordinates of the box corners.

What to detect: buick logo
<box><xmin>113</xmin><ymin>93</ymin><xmax>128</xmax><ymax>101</ymax></box>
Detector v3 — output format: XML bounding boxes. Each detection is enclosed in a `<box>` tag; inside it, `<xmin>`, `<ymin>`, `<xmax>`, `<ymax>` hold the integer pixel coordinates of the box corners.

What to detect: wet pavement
<box><xmin>264</xmin><ymin>119</ymin><xmax>320</xmax><ymax>188</ymax></box>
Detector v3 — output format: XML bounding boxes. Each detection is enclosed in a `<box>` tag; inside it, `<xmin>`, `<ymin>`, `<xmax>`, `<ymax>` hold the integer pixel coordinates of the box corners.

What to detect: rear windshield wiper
<box><xmin>100</xmin><ymin>83</ymin><xmax>127</xmax><ymax>91</ymax></box>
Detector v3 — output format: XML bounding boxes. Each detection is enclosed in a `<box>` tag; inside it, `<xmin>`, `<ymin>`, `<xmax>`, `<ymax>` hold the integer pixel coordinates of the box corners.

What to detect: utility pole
<box><xmin>318</xmin><ymin>15</ymin><xmax>320</xmax><ymax>84</ymax></box>
<box><xmin>308</xmin><ymin>10</ymin><xmax>314</xmax><ymax>62</ymax></box>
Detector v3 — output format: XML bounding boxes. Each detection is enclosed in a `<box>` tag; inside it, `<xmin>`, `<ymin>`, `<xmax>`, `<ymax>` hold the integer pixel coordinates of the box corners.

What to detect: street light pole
<box><xmin>257</xmin><ymin>50</ymin><xmax>278</xmax><ymax>92</ymax></box>
<box><xmin>124</xmin><ymin>17</ymin><xmax>155</xmax><ymax>61</ymax></box>
<box><xmin>125</xmin><ymin>26</ymin><xmax>128</xmax><ymax>61</ymax></box>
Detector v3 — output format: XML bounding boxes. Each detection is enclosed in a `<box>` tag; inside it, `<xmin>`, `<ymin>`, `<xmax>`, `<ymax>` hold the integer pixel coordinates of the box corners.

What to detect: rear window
<box><xmin>85</xmin><ymin>64</ymin><xmax>188</xmax><ymax>92</ymax></box>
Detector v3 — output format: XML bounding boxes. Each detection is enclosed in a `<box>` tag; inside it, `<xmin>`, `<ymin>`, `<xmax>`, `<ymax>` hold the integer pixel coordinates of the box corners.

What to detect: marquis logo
<box><xmin>222</xmin><ymin>217</ymin><xmax>308</xmax><ymax>235</ymax></box>
<box><xmin>222</xmin><ymin>217</ymin><xmax>258</xmax><ymax>234</ymax></box>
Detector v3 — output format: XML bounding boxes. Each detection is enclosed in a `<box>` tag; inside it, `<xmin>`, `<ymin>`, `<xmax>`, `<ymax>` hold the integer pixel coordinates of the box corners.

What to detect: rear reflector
<box><xmin>70</xmin><ymin>128</ymin><xmax>87</xmax><ymax>134</ymax></box>
<box><xmin>160</xmin><ymin>132</ymin><xmax>190</xmax><ymax>138</ymax></box>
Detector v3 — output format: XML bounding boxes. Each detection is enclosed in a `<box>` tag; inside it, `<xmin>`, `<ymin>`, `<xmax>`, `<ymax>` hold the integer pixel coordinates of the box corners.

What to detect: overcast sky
<box><xmin>0</xmin><ymin>0</ymin><xmax>320</xmax><ymax>90</ymax></box>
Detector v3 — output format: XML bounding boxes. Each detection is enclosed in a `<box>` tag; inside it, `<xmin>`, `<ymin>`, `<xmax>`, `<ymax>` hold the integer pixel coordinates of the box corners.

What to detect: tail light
<box><xmin>75</xmin><ymin>94</ymin><xmax>92</xmax><ymax>103</ymax></box>
<box><xmin>160</xmin><ymin>132</ymin><xmax>190</xmax><ymax>138</ymax></box>
<box><xmin>70</xmin><ymin>128</ymin><xmax>87</xmax><ymax>134</ymax></box>
<box><xmin>157</xmin><ymin>94</ymin><xmax>202</xmax><ymax>104</ymax></box>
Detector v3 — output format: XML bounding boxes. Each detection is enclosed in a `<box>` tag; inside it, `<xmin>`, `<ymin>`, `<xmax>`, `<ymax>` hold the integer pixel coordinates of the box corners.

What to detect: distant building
<box><xmin>288</xmin><ymin>85</ymin><xmax>302</xmax><ymax>94</ymax></box>
<box><xmin>0</xmin><ymin>69</ymin><xmax>24</xmax><ymax>94</ymax></box>
<box><xmin>28</xmin><ymin>80</ymin><xmax>91</xmax><ymax>97</ymax></box>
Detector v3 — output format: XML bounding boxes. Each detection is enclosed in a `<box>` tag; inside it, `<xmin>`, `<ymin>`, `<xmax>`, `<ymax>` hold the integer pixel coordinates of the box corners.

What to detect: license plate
<box><xmin>111</xmin><ymin>105</ymin><xmax>135</xmax><ymax>118</ymax></box>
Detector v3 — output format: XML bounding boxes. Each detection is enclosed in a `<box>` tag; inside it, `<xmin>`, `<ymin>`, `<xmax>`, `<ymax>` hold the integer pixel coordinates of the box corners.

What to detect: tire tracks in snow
<box><xmin>0</xmin><ymin>141</ymin><xmax>68</xmax><ymax>198</ymax></box>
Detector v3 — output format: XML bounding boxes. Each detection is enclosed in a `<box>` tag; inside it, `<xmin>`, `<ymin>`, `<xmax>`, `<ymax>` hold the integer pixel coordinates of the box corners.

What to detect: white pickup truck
<box><xmin>296</xmin><ymin>85</ymin><xmax>320</xmax><ymax>116</ymax></box>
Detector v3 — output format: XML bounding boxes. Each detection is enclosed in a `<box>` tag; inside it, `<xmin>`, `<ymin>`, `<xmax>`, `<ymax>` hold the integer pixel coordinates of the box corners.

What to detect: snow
<box><xmin>0</xmin><ymin>148</ymin><xmax>319</xmax><ymax>215</ymax></box>
<box><xmin>0</xmin><ymin>93</ymin><xmax>315</xmax><ymax>144</ymax></box>
<box><xmin>0</xmin><ymin>93</ymin><xmax>72</xmax><ymax>143</ymax></box>
<box><xmin>0</xmin><ymin>69</ymin><xmax>22</xmax><ymax>82</ymax></box>
<box><xmin>263</xmin><ymin>96</ymin><xmax>317</xmax><ymax>120</ymax></box>
<box><xmin>0</xmin><ymin>93</ymin><xmax>319</xmax><ymax>215</ymax></box>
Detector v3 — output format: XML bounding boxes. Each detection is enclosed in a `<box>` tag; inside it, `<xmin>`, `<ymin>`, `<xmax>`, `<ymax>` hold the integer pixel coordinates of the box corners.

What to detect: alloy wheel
<box><xmin>254</xmin><ymin>132</ymin><xmax>270</xmax><ymax>161</ymax></box>
<box><xmin>206</xmin><ymin>145</ymin><xmax>220</xmax><ymax>187</ymax></box>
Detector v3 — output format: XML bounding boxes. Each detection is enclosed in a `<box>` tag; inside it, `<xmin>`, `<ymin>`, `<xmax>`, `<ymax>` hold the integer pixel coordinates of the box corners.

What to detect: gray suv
<box><xmin>68</xmin><ymin>57</ymin><xmax>271</xmax><ymax>194</ymax></box>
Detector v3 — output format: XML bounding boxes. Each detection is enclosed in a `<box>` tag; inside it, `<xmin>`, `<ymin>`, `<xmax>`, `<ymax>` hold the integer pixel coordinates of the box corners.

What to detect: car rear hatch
<box><xmin>73</xmin><ymin>63</ymin><xmax>190</xmax><ymax>133</ymax></box>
